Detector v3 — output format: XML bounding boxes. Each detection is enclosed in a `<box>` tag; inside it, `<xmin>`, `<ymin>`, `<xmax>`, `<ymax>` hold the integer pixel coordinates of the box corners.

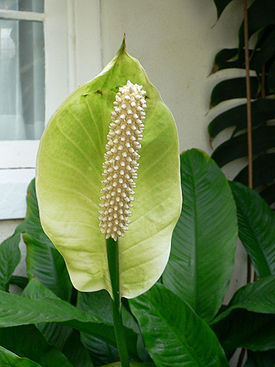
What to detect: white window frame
<box><xmin>0</xmin><ymin>0</ymin><xmax>102</xmax><ymax>219</ymax></box>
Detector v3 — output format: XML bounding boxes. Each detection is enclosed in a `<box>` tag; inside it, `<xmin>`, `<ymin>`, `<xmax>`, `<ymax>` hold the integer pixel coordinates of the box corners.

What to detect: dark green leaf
<box><xmin>210</xmin><ymin>77</ymin><xmax>259</xmax><ymax>107</ymax></box>
<box><xmin>77</xmin><ymin>290</ymin><xmax>139</xmax><ymax>364</ymax></box>
<box><xmin>230</xmin><ymin>182</ymin><xmax>275</xmax><ymax>277</ymax></box>
<box><xmin>0</xmin><ymin>346</ymin><xmax>42</xmax><ymax>367</ymax></box>
<box><xmin>213</xmin><ymin>276</ymin><xmax>275</xmax><ymax>325</ymax></box>
<box><xmin>211</xmin><ymin>49</ymin><xmax>254</xmax><ymax>73</ymax></box>
<box><xmin>212</xmin><ymin>310</ymin><xmax>275</xmax><ymax>356</ymax></box>
<box><xmin>208</xmin><ymin>99</ymin><xmax>275</xmax><ymax>138</ymax></box>
<box><xmin>245</xmin><ymin>349</ymin><xmax>275</xmax><ymax>367</ymax></box>
<box><xmin>253</xmin><ymin>28</ymin><xmax>275</xmax><ymax>72</ymax></box>
<box><xmin>0</xmin><ymin>325</ymin><xmax>73</xmax><ymax>367</ymax></box>
<box><xmin>0</xmin><ymin>232</ymin><xmax>21</xmax><ymax>291</ymax></box>
<box><xmin>24</xmin><ymin>233</ymin><xmax>72</xmax><ymax>301</ymax></box>
<box><xmin>130</xmin><ymin>284</ymin><xmax>229</xmax><ymax>367</ymax></box>
<box><xmin>63</xmin><ymin>330</ymin><xmax>94</xmax><ymax>367</ymax></box>
<box><xmin>163</xmin><ymin>149</ymin><xmax>237</xmax><ymax>322</ymax></box>
<box><xmin>212</xmin><ymin>277</ymin><xmax>275</xmax><ymax>355</ymax></box>
<box><xmin>234</xmin><ymin>153</ymin><xmax>275</xmax><ymax>189</ymax></box>
<box><xmin>213</xmin><ymin>0</ymin><xmax>233</xmax><ymax>18</ymax></box>
<box><xmin>9</xmin><ymin>275</ymin><xmax>29</xmax><ymax>289</ymax></box>
<box><xmin>22</xmin><ymin>277</ymin><xmax>72</xmax><ymax>350</ymax></box>
<box><xmin>15</xmin><ymin>179</ymin><xmax>72</xmax><ymax>301</ymax></box>
<box><xmin>239</xmin><ymin>0</ymin><xmax>275</xmax><ymax>48</ymax></box>
<box><xmin>0</xmin><ymin>289</ymin><xmax>138</xmax><ymax>357</ymax></box>
<box><xmin>78</xmin><ymin>291</ymin><xmax>119</xmax><ymax>365</ymax></box>
<box><xmin>211</xmin><ymin>126</ymin><xmax>275</xmax><ymax>167</ymax></box>
<box><xmin>260</xmin><ymin>183</ymin><xmax>275</xmax><ymax>205</ymax></box>
<box><xmin>16</xmin><ymin>179</ymin><xmax>52</xmax><ymax>247</ymax></box>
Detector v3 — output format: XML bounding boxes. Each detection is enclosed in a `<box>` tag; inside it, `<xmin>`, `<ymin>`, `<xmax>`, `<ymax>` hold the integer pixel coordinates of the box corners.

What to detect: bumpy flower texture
<box><xmin>99</xmin><ymin>80</ymin><xmax>147</xmax><ymax>240</ymax></box>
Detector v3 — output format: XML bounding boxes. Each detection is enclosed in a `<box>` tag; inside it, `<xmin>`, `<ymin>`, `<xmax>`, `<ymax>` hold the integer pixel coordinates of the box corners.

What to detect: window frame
<box><xmin>0</xmin><ymin>0</ymin><xmax>102</xmax><ymax>219</ymax></box>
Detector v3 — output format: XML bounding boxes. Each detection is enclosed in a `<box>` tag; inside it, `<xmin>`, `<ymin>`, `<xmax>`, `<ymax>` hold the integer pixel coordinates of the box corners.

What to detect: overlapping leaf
<box><xmin>16</xmin><ymin>179</ymin><xmax>72</xmax><ymax>301</ymax></box>
<box><xmin>162</xmin><ymin>149</ymin><xmax>237</xmax><ymax>322</ymax></box>
<box><xmin>0</xmin><ymin>346</ymin><xmax>42</xmax><ymax>367</ymax></box>
<box><xmin>0</xmin><ymin>232</ymin><xmax>21</xmax><ymax>291</ymax></box>
<box><xmin>130</xmin><ymin>284</ymin><xmax>229</xmax><ymax>367</ymax></box>
<box><xmin>230</xmin><ymin>182</ymin><xmax>275</xmax><ymax>277</ymax></box>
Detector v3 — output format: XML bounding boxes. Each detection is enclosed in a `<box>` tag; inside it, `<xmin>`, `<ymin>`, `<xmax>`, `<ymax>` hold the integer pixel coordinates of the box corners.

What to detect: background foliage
<box><xmin>210</xmin><ymin>0</ymin><xmax>275</xmax><ymax>207</ymax></box>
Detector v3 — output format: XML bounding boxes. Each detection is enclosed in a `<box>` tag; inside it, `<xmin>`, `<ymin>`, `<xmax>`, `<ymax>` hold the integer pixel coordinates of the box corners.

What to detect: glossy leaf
<box><xmin>0</xmin><ymin>346</ymin><xmax>41</xmax><ymax>367</ymax></box>
<box><xmin>77</xmin><ymin>290</ymin><xmax>139</xmax><ymax>364</ymax></box>
<box><xmin>210</xmin><ymin>77</ymin><xmax>259</xmax><ymax>107</ymax></box>
<box><xmin>230</xmin><ymin>182</ymin><xmax>275</xmax><ymax>277</ymax></box>
<box><xmin>208</xmin><ymin>99</ymin><xmax>275</xmax><ymax>138</ymax></box>
<box><xmin>214</xmin><ymin>275</ymin><xmax>275</xmax><ymax>323</ymax></box>
<box><xmin>63</xmin><ymin>330</ymin><xmax>95</xmax><ymax>367</ymax></box>
<box><xmin>239</xmin><ymin>0</ymin><xmax>275</xmax><ymax>48</ymax></box>
<box><xmin>24</xmin><ymin>233</ymin><xmax>72</xmax><ymax>301</ymax></box>
<box><xmin>212</xmin><ymin>276</ymin><xmax>275</xmax><ymax>355</ymax></box>
<box><xmin>17</xmin><ymin>179</ymin><xmax>72</xmax><ymax>301</ymax></box>
<box><xmin>162</xmin><ymin>149</ymin><xmax>237</xmax><ymax>321</ymax></box>
<box><xmin>36</xmin><ymin>39</ymin><xmax>181</xmax><ymax>298</ymax></box>
<box><xmin>130</xmin><ymin>284</ymin><xmax>229</xmax><ymax>367</ymax></box>
<box><xmin>0</xmin><ymin>232</ymin><xmax>21</xmax><ymax>291</ymax></box>
<box><xmin>0</xmin><ymin>325</ymin><xmax>73</xmax><ymax>367</ymax></box>
<box><xmin>234</xmin><ymin>153</ymin><xmax>275</xmax><ymax>189</ymax></box>
<box><xmin>212</xmin><ymin>310</ymin><xmax>275</xmax><ymax>356</ymax></box>
<box><xmin>23</xmin><ymin>279</ymin><xmax>72</xmax><ymax>350</ymax></box>
<box><xmin>211</xmin><ymin>126</ymin><xmax>275</xmax><ymax>167</ymax></box>
<box><xmin>0</xmin><ymin>289</ymin><xmax>138</xmax><ymax>356</ymax></box>
<box><xmin>245</xmin><ymin>350</ymin><xmax>275</xmax><ymax>367</ymax></box>
<box><xmin>211</xmin><ymin>48</ymin><xmax>257</xmax><ymax>73</ymax></box>
<box><xmin>17</xmin><ymin>179</ymin><xmax>52</xmax><ymax>247</ymax></box>
<box><xmin>213</xmin><ymin>0</ymin><xmax>233</xmax><ymax>18</ymax></box>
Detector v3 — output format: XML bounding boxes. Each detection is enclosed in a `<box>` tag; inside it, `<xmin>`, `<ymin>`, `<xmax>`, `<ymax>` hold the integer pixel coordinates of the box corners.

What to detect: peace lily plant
<box><xmin>36</xmin><ymin>39</ymin><xmax>182</xmax><ymax>366</ymax></box>
<box><xmin>0</xmin><ymin>38</ymin><xmax>274</xmax><ymax>367</ymax></box>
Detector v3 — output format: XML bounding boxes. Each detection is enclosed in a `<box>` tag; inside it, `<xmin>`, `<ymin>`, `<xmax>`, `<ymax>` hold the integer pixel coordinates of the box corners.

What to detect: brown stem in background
<box><xmin>238</xmin><ymin>1</ymin><xmax>253</xmax><ymax>366</ymax></box>
<box><xmin>244</xmin><ymin>0</ymin><xmax>253</xmax><ymax>191</ymax></box>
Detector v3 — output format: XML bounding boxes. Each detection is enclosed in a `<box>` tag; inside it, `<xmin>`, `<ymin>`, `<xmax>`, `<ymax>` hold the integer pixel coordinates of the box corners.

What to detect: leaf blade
<box><xmin>130</xmin><ymin>284</ymin><xmax>229</xmax><ymax>367</ymax></box>
<box><xmin>163</xmin><ymin>149</ymin><xmax>237</xmax><ymax>321</ymax></box>
<box><xmin>230</xmin><ymin>182</ymin><xmax>275</xmax><ymax>277</ymax></box>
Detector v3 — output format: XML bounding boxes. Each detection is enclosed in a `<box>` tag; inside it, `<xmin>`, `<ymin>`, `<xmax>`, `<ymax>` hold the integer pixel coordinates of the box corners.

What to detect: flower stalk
<box><xmin>107</xmin><ymin>237</ymin><xmax>130</xmax><ymax>367</ymax></box>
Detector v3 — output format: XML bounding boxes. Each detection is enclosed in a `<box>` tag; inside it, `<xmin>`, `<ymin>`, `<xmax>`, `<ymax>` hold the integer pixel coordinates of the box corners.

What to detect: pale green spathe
<box><xmin>36</xmin><ymin>41</ymin><xmax>181</xmax><ymax>298</ymax></box>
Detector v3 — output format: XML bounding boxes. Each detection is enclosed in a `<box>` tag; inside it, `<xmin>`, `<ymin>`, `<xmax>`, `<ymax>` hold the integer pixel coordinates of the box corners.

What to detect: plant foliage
<box><xmin>210</xmin><ymin>0</ymin><xmax>275</xmax><ymax>206</ymax></box>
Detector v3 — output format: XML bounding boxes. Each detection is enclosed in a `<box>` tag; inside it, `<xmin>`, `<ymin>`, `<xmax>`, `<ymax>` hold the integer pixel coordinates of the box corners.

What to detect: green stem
<box><xmin>107</xmin><ymin>237</ymin><xmax>130</xmax><ymax>367</ymax></box>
